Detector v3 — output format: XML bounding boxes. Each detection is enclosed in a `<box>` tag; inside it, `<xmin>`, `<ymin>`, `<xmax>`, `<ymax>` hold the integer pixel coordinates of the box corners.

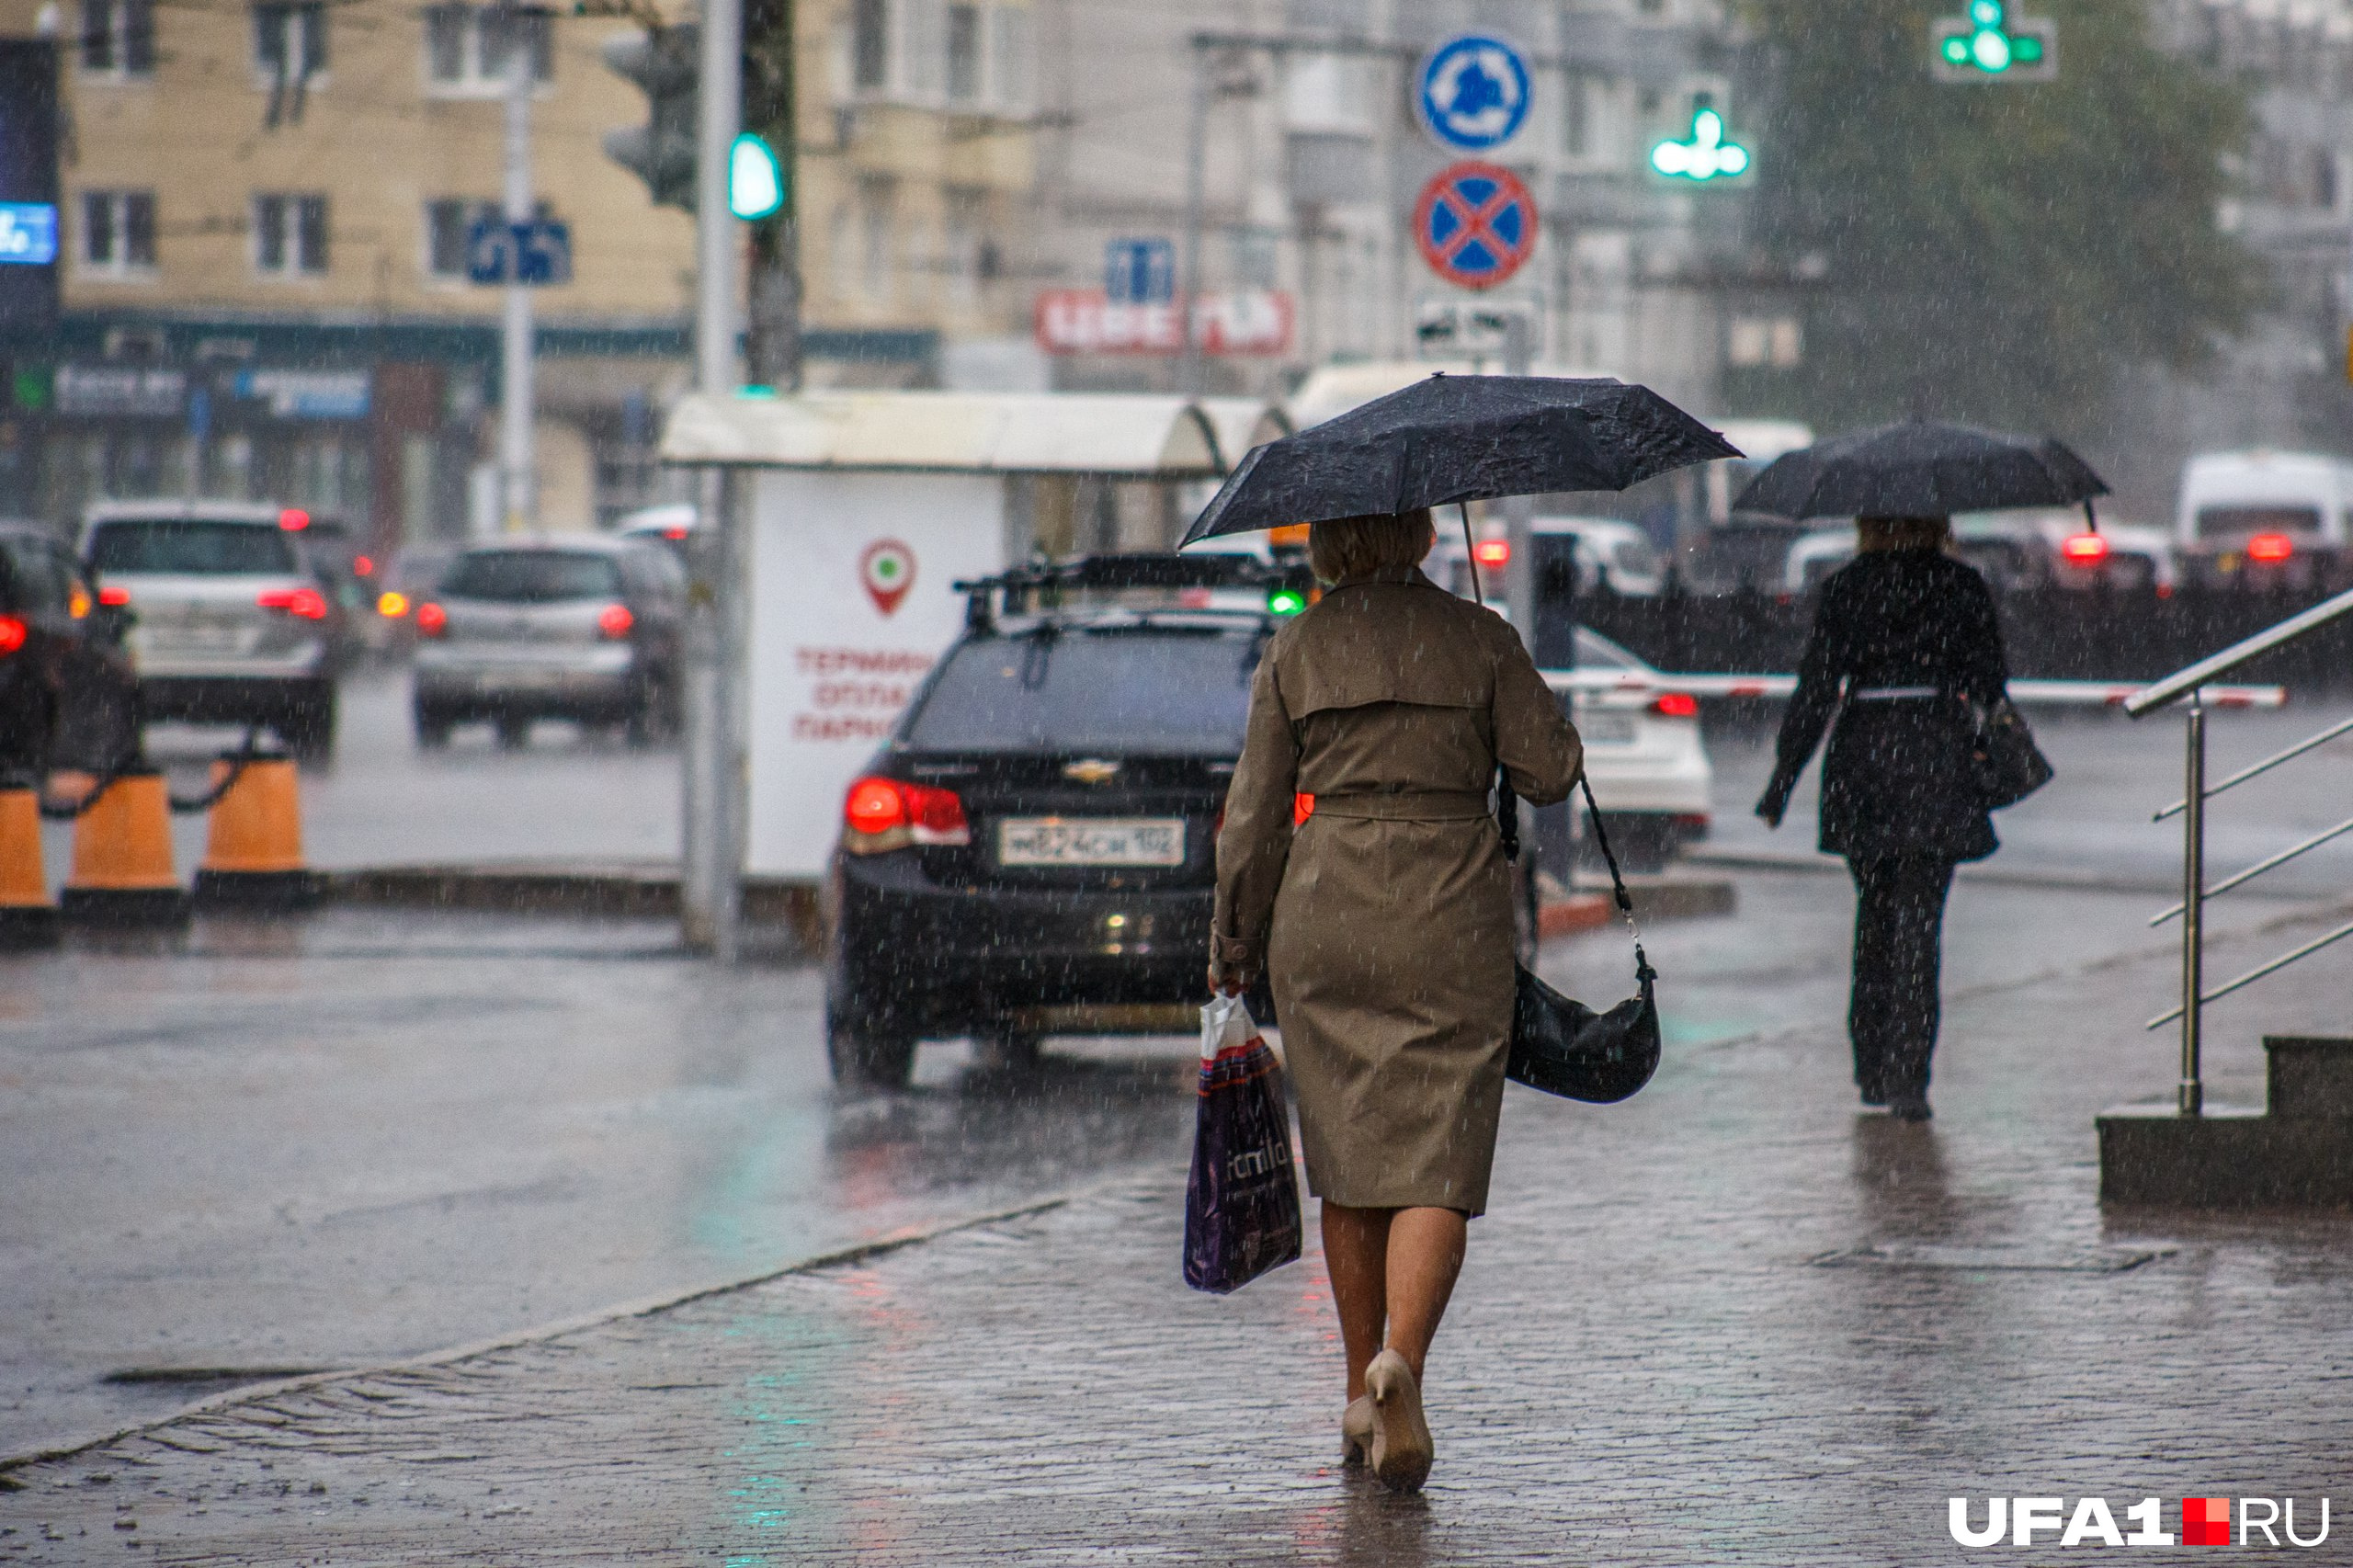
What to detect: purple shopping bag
<box><xmin>1183</xmin><ymin>994</ymin><xmax>1302</xmax><ymax>1293</ymax></box>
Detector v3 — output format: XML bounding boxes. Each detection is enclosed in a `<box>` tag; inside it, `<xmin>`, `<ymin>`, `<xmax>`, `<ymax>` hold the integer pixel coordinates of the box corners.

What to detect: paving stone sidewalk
<box><xmin>6</xmin><ymin>879</ymin><xmax>2353</xmax><ymax>1565</ymax></box>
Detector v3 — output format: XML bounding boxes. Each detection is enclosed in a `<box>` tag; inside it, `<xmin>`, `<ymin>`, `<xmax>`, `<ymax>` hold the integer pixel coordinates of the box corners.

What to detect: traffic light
<box><xmin>1931</xmin><ymin>0</ymin><xmax>2057</xmax><ymax>82</ymax></box>
<box><xmin>1651</xmin><ymin>107</ymin><xmax>1751</xmax><ymax>183</ymax></box>
<box><xmin>727</xmin><ymin>132</ymin><xmax>784</xmax><ymax>220</ymax></box>
<box><xmin>601</xmin><ymin>25</ymin><xmax>699</xmax><ymax>210</ymax></box>
<box><xmin>0</xmin><ymin>42</ymin><xmax>60</xmax><ymax>335</ymax></box>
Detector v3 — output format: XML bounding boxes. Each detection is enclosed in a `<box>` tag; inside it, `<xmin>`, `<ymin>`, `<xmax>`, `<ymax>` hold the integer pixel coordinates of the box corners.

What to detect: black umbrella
<box><xmin>1180</xmin><ymin>375</ymin><xmax>1741</xmax><ymax>545</ymax></box>
<box><xmin>1731</xmin><ymin>419</ymin><xmax>2109</xmax><ymax>522</ymax></box>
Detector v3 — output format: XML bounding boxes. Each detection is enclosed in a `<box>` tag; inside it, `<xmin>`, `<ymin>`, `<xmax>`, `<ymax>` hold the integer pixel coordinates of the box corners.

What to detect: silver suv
<box><xmin>411</xmin><ymin>538</ymin><xmax>684</xmax><ymax>748</ymax></box>
<box><xmin>80</xmin><ymin>501</ymin><xmax>341</xmax><ymax>759</ymax></box>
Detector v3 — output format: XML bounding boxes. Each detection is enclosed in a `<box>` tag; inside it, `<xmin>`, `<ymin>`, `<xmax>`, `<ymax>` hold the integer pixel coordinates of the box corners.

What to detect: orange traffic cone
<box><xmin>0</xmin><ymin>784</ymin><xmax>59</xmax><ymax>949</ymax></box>
<box><xmin>60</xmin><ymin>770</ymin><xmax>188</xmax><ymax>927</ymax></box>
<box><xmin>193</xmin><ymin>752</ymin><xmax>319</xmax><ymax>908</ymax></box>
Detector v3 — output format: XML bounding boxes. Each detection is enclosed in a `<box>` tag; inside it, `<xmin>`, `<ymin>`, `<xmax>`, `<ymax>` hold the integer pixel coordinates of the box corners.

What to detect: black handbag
<box><xmin>1496</xmin><ymin>774</ymin><xmax>1662</xmax><ymax>1105</ymax></box>
<box><xmin>1971</xmin><ymin>695</ymin><xmax>2054</xmax><ymax>811</ymax></box>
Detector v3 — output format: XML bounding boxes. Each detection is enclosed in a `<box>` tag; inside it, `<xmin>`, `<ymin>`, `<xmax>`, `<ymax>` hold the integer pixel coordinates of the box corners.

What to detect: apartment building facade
<box><xmin>0</xmin><ymin>0</ymin><xmax>1040</xmax><ymax>546</ymax></box>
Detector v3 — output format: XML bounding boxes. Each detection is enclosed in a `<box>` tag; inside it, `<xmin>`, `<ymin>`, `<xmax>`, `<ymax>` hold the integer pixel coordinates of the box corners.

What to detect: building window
<box><xmin>944</xmin><ymin>186</ymin><xmax>984</xmax><ymax>305</ymax></box>
<box><xmin>851</xmin><ymin>0</ymin><xmax>888</xmax><ymax>90</ymax></box>
<box><xmin>80</xmin><ymin>190</ymin><xmax>156</xmax><ymax>275</ymax></box>
<box><xmin>988</xmin><ymin>4</ymin><xmax>1029</xmax><ymax>108</ymax></box>
<box><xmin>424</xmin><ymin>4</ymin><xmax>551</xmax><ymax>94</ymax></box>
<box><xmin>425</xmin><ymin>198</ymin><xmax>495</xmax><ymax>278</ymax></box>
<box><xmin>945</xmin><ymin>3</ymin><xmax>981</xmax><ymax>102</ymax></box>
<box><xmin>255</xmin><ymin>193</ymin><xmax>328</xmax><ymax>277</ymax></box>
<box><xmin>79</xmin><ymin>0</ymin><xmax>155</xmax><ymax>76</ymax></box>
<box><xmin>857</xmin><ymin>175</ymin><xmax>895</xmax><ymax>301</ymax></box>
<box><xmin>253</xmin><ymin>3</ymin><xmax>326</xmax><ymax>76</ymax></box>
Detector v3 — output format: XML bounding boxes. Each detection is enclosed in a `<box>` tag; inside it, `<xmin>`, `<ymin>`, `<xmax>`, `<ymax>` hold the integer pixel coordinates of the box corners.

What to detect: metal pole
<box><xmin>2180</xmin><ymin>691</ymin><xmax>2207</xmax><ymax>1117</ymax></box>
<box><xmin>682</xmin><ymin>0</ymin><xmax>744</xmax><ymax>957</ymax></box>
<box><xmin>1500</xmin><ymin>313</ymin><xmax>1536</xmax><ymax>654</ymax></box>
<box><xmin>1177</xmin><ymin>39</ymin><xmax>1210</xmax><ymax>399</ymax></box>
<box><xmin>498</xmin><ymin>10</ymin><xmax>536</xmax><ymax>533</ymax></box>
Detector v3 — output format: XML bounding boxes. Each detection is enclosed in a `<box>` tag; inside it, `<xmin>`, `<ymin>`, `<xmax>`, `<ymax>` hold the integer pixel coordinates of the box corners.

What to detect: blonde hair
<box><xmin>1307</xmin><ymin>509</ymin><xmax>1437</xmax><ymax>584</ymax></box>
<box><xmin>1857</xmin><ymin>516</ymin><xmax>1952</xmax><ymax>553</ymax></box>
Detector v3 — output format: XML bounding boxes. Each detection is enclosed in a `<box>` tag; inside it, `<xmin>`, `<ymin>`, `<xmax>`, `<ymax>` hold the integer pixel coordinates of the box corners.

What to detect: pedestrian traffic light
<box><xmin>601</xmin><ymin>25</ymin><xmax>699</xmax><ymax>210</ymax></box>
<box><xmin>1650</xmin><ymin>107</ymin><xmax>1750</xmax><ymax>183</ymax></box>
<box><xmin>727</xmin><ymin>132</ymin><xmax>784</xmax><ymax>220</ymax></box>
<box><xmin>1930</xmin><ymin>1</ymin><xmax>2058</xmax><ymax>82</ymax></box>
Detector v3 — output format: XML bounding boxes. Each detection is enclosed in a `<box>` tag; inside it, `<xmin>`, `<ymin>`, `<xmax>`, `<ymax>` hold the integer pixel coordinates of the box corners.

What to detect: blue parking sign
<box><xmin>1415</xmin><ymin>35</ymin><xmax>1531</xmax><ymax>153</ymax></box>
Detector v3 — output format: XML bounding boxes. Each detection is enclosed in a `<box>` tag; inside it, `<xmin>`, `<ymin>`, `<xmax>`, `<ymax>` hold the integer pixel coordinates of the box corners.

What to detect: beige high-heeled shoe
<box><xmin>1363</xmin><ymin>1349</ymin><xmax>1434</xmax><ymax>1493</ymax></box>
<box><xmin>1341</xmin><ymin>1395</ymin><xmax>1376</xmax><ymax>1467</ymax></box>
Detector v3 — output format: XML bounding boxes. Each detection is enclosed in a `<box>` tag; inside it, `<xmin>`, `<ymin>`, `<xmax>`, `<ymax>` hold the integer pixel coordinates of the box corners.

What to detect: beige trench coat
<box><xmin>1211</xmin><ymin>566</ymin><xmax>1582</xmax><ymax>1215</ymax></box>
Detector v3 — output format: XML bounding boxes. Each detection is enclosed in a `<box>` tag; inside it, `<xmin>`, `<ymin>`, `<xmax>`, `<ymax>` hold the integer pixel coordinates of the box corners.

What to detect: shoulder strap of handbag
<box><xmin>1495</xmin><ymin>769</ymin><xmax>1654</xmax><ymax>983</ymax></box>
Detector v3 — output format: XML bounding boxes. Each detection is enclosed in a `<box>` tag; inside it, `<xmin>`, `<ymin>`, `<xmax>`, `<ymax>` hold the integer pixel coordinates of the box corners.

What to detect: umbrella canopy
<box><xmin>1732</xmin><ymin>420</ymin><xmax>2109</xmax><ymax>522</ymax></box>
<box><xmin>1179</xmin><ymin>375</ymin><xmax>1741</xmax><ymax>545</ymax></box>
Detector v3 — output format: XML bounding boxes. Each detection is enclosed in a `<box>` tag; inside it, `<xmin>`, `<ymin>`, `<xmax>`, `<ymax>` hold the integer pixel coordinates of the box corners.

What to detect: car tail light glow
<box><xmin>2060</xmin><ymin>531</ymin><xmax>2109</xmax><ymax>565</ymax></box>
<box><xmin>1473</xmin><ymin>539</ymin><xmax>1510</xmax><ymax>567</ymax></box>
<box><xmin>842</xmin><ymin>775</ymin><xmax>971</xmax><ymax>853</ymax></box>
<box><xmin>415</xmin><ymin>601</ymin><xmax>449</xmax><ymax>637</ymax></box>
<box><xmin>278</xmin><ymin>507</ymin><xmax>310</xmax><ymax>532</ymax></box>
<box><xmin>353</xmin><ymin>554</ymin><xmax>375</xmax><ymax>576</ymax></box>
<box><xmin>1650</xmin><ymin>691</ymin><xmax>1700</xmax><ymax>718</ymax></box>
<box><xmin>98</xmin><ymin>584</ymin><xmax>131</xmax><ymax>607</ymax></box>
<box><xmin>2247</xmin><ymin>531</ymin><xmax>2294</xmax><ymax>563</ymax></box>
<box><xmin>597</xmin><ymin>602</ymin><xmax>635</xmax><ymax>639</ymax></box>
<box><xmin>68</xmin><ymin>586</ymin><xmax>90</xmax><ymax>619</ymax></box>
<box><xmin>377</xmin><ymin>590</ymin><xmax>410</xmax><ymax>619</ymax></box>
<box><xmin>663</xmin><ymin>526</ymin><xmax>688</xmax><ymax>541</ymax></box>
<box><xmin>257</xmin><ymin>585</ymin><xmax>329</xmax><ymax>620</ymax></box>
<box><xmin>0</xmin><ymin>615</ymin><xmax>24</xmax><ymax>654</ymax></box>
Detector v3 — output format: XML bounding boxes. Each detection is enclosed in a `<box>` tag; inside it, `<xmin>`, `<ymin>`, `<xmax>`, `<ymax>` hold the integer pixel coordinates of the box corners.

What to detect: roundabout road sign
<box><xmin>1413</xmin><ymin>161</ymin><xmax>1537</xmax><ymax>290</ymax></box>
<box><xmin>1415</xmin><ymin>34</ymin><xmax>1531</xmax><ymax>152</ymax></box>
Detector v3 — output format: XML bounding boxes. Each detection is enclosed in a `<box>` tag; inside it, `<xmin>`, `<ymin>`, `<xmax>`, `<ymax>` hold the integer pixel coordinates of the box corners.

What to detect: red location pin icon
<box><xmin>860</xmin><ymin>539</ymin><xmax>915</xmax><ymax>616</ymax></box>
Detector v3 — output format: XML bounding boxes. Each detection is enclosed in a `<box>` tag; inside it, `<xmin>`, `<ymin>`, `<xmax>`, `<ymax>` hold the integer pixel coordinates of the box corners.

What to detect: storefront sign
<box><xmin>233</xmin><ymin>369</ymin><xmax>371</xmax><ymax>419</ymax></box>
<box><xmin>1033</xmin><ymin>290</ymin><xmax>1294</xmax><ymax>357</ymax></box>
<box><xmin>53</xmin><ymin>364</ymin><xmax>186</xmax><ymax>418</ymax></box>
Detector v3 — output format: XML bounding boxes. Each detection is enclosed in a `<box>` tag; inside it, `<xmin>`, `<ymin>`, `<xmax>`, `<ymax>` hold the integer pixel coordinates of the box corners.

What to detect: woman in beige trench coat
<box><xmin>1210</xmin><ymin>508</ymin><xmax>1582</xmax><ymax>1493</ymax></box>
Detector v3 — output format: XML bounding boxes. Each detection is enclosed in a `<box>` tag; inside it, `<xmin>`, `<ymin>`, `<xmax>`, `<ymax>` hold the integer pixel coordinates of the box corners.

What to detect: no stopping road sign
<box><xmin>1413</xmin><ymin>162</ymin><xmax>1537</xmax><ymax>291</ymax></box>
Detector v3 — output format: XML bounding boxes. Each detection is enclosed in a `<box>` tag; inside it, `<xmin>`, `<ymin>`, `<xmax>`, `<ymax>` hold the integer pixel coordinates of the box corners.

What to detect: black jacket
<box><xmin>1759</xmin><ymin>548</ymin><xmax>2009</xmax><ymax>863</ymax></box>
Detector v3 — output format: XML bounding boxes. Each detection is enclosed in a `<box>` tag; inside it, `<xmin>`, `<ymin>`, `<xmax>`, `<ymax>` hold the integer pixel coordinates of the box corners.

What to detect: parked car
<box><xmin>1433</xmin><ymin>517</ymin><xmax>1667</xmax><ymax>600</ymax></box>
<box><xmin>0</xmin><ymin>520</ymin><xmax>137</xmax><ymax>777</ymax></box>
<box><xmin>615</xmin><ymin>502</ymin><xmax>696</xmax><ymax>560</ymax></box>
<box><xmin>1545</xmin><ymin>626</ymin><xmax>1712</xmax><ymax>871</ymax></box>
<box><xmin>2175</xmin><ymin>449</ymin><xmax>2353</xmax><ymax>589</ymax></box>
<box><xmin>823</xmin><ymin>553</ymin><xmax>1313</xmax><ymax>1088</ymax></box>
<box><xmin>410</xmin><ymin>537</ymin><xmax>685</xmax><ymax>748</ymax></box>
<box><xmin>80</xmin><ymin>501</ymin><xmax>343</xmax><ymax>759</ymax></box>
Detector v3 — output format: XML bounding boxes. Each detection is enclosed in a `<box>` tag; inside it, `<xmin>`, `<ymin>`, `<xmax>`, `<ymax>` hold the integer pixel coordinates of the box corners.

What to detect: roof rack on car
<box><xmin>953</xmin><ymin>551</ymin><xmax>1316</xmax><ymax>631</ymax></box>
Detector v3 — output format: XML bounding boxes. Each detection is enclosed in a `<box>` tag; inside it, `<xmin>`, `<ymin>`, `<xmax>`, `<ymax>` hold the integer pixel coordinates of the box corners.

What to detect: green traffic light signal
<box><xmin>728</xmin><ymin>132</ymin><xmax>786</xmax><ymax>221</ymax></box>
<box><xmin>1932</xmin><ymin>0</ymin><xmax>2055</xmax><ymax>81</ymax></box>
<box><xmin>1650</xmin><ymin>107</ymin><xmax>1751</xmax><ymax>183</ymax></box>
<box><xmin>1266</xmin><ymin>585</ymin><xmax>1307</xmax><ymax>616</ymax></box>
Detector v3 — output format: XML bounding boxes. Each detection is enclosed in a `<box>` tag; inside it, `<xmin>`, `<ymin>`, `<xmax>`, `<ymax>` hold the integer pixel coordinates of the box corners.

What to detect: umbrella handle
<box><xmin>1459</xmin><ymin>502</ymin><xmax>1483</xmax><ymax>606</ymax></box>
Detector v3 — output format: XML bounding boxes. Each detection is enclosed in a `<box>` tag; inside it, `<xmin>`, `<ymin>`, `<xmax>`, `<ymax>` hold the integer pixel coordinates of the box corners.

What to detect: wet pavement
<box><xmin>5</xmin><ymin>859</ymin><xmax>2350</xmax><ymax>1561</ymax></box>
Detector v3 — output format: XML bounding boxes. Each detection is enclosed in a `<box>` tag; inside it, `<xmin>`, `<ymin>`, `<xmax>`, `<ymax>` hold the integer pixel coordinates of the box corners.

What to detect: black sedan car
<box><xmin>823</xmin><ymin>553</ymin><xmax>1310</xmax><ymax>1087</ymax></box>
<box><xmin>0</xmin><ymin>521</ymin><xmax>137</xmax><ymax>778</ymax></box>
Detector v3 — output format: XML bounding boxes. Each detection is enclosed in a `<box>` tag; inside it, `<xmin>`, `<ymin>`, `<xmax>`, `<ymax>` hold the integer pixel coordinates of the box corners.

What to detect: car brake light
<box><xmin>842</xmin><ymin>775</ymin><xmax>972</xmax><ymax>853</ymax></box>
<box><xmin>415</xmin><ymin>601</ymin><xmax>449</xmax><ymax>637</ymax></box>
<box><xmin>98</xmin><ymin>584</ymin><xmax>131</xmax><ymax>607</ymax></box>
<box><xmin>0</xmin><ymin>615</ymin><xmax>23</xmax><ymax>654</ymax></box>
<box><xmin>2247</xmin><ymin>531</ymin><xmax>2294</xmax><ymax>563</ymax></box>
<box><xmin>1473</xmin><ymin>539</ymin><xmax>1510</xmax><ymax>567</ymax></box>
<box><xmin>377</xmin><ymin>590</ymin><xmax>410</xmax><ymax>618</ymax></box>
<box><xmin>353</xmin><ymin>554</ymin><xmax>375</xmax><ymax>576</ymax></box>
<box><xmin>597</xmin><ymin>602</ymin><xmax>635</xmax><ymax>639</ymax></box>
<box><xmin>1651</xmin><ymin>691</ymin><xmax>1699</xmax><ymax>718</ymax></box>
<box><xmin>2060</xmin><ymin>532</ymin><xmax>2109</xmax><ymax>565</ymax></box>
<box><xmin>278</xmin><ymin>507</ymin><xmax>310</xmax><ymax>532</ymax></box>
<box><xmin>663</xmin><ymin>526</ymin><xmax>688</xmax><ymax>541</ymax></box>
<box><xmin>257</xmin><ymin>585</ymin><xmax>329</xmax><ymax>619</ymax></box>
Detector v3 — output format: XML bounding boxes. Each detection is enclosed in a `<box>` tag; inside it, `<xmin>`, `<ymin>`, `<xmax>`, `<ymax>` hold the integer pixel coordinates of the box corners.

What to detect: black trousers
<box><xmin>1846</xmin><ymin>854</ymin><xmax>1956</xmax><ymax>1100</ymax></box>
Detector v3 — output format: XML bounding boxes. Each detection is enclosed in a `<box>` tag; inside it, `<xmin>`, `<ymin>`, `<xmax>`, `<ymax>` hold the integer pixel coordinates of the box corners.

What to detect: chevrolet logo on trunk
<box><xmin>1063</xmin><ymin>759</ymin><xmax>1121</xmax><ymax>784</ymax></box>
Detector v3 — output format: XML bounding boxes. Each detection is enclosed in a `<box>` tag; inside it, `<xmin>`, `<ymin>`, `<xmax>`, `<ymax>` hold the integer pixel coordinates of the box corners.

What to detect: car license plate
<box><xmin>998</xmin><ymin>817</ymin><xmax>1185</xmax><ymax>867</ymax></box>
<box><xmin>1579</xmin><ymin>711</ymin><xmax>1638</xmax><ymax>745</ymax></box>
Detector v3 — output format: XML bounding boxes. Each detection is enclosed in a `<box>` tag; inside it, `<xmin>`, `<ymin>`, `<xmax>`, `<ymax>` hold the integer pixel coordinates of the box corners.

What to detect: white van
<box><xmin>2175</xmin><ymin>449</ymin><xmax>2353</xmax><ymax>586</ymax></box>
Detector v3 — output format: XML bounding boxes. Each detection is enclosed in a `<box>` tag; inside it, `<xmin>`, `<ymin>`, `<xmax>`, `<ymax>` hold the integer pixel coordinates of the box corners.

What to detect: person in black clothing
<box><xmin>1755</xmin><ymin>516</ymin><xmax>2010</xmax><ymax>1121</ymax></box>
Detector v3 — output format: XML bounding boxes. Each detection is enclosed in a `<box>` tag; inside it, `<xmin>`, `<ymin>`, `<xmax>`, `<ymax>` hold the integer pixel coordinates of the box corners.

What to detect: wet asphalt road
<box><xmin>3</xmin><ymin>678</ymin><xmax>2348</xmax><ymax>1460</ymax></box>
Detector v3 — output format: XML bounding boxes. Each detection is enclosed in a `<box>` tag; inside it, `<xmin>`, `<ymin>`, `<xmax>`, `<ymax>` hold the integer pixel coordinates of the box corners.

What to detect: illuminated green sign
<box><xmin>1932</xmin><ymin>1</ymin><xmax>2057</xmax><ymax>82</ymax></box>
<box><xmin>1650</xmin><ymin>108</ymin><xmax>1751</xmax><ymax>184</ymax></box>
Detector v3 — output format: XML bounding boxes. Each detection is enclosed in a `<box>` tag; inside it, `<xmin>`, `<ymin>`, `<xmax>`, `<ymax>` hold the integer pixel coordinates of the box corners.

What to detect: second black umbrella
<box><xmin>1732</xmin><ymin>419</ymin><xmax>2109</xmax><ymax>522</ymax></box>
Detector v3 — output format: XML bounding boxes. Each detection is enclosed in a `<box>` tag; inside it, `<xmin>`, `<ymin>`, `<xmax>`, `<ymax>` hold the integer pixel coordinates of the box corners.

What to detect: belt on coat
<box><xmin>1295</xmin><ymin>790</ymin><xmax>1493</xmax><ymax>822</ymax></box>
<box><xmin>1848</xmin><ymin>686</ymin><xmax>1944</xmax><ymax>701</ymax></box>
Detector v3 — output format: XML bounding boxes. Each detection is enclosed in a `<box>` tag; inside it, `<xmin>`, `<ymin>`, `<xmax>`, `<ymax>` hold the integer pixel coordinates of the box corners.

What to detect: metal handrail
<box><xmin>2122</xmin><ymin>582</ymin><xmax>2353</xmax><ymax>716</ymax></box>
<box><xmin>2127</xmin><ymin>585</ymin><xmax>2353</xmax><ymax>1116</ymax></box>
<box><xmin>2154</xmin><ymin>712</ymin><xmax>2353</xmax><ymax>821</ymax></box>
<box><xmin>2149</xmin><ymin>812</ymin><xmax>2353</xmax><ymax>926</ymax></box>
<box><xmin>2146</xmin><ymin>917</ymin><xmax>2353</xmax><ymax>1029</ymax></box>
